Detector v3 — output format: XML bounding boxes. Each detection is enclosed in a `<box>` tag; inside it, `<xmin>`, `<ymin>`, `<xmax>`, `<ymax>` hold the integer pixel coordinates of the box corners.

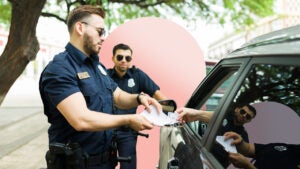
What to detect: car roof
<box><xmin>227</xmin><ymin>25</ymin><xmax>300</xmax><ymax>58</ymax></box>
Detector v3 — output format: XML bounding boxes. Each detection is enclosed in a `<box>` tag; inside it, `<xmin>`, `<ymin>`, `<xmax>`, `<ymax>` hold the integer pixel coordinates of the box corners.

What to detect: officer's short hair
<box><xmin>66</xmin><ymin>5</ymin><xmax>106</xmax><ymax>33</ymax></box>
<box><xmin>113</xmin><ymin>43</ymin><xmax>133</xmax><ymax>56</ymax></box>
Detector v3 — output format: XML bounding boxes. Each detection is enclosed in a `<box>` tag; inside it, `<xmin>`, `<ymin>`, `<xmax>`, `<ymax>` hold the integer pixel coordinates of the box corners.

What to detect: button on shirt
<box><xmin>39</xmin><ymin>43</ymin><xmax>117</xmax><ymax>155</ymax></box>
<box><xmin>107</xmin><ymin>67</ymin><xmax>159</xmax><ymax>114</ymax></box>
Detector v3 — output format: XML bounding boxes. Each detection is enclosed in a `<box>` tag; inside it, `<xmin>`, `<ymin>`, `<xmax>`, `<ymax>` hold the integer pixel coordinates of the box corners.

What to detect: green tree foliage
<box><xmin>235</xmin><ymin>64</ymin><xmax>300</xmax><ymax>116</ymax></box>
<box><xmin>0</xmin><ymin>0</ymin><xmax>275</xmax><ymax>30</ymax></box>
<box><xmin>0</xmin><ymin>0</ymin><xmax>12</xmax><ymax>27</ymax></box>
<box><xmin>0</xmin><ymin>0</ymin><xmax>274</xmax><ymax>105</ymax></box>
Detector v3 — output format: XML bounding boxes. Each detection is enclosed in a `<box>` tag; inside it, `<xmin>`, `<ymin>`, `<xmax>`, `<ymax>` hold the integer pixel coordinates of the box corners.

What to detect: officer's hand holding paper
<box><xmin>140</xmin><ymin>105</ymin><xmax>179</xmax><ymax>126</ymax></box>
<box><xmin>216</xmin><ymin>136</ymin><xmax>237</xmax><ymax>153</ymax></box>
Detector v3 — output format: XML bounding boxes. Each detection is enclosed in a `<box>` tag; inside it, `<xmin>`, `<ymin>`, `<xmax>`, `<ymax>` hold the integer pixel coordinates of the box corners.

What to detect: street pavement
<box><xmin>0</xmin><ymin>77</ymin><xmax>48</xmax><ymax>169</ymax></box>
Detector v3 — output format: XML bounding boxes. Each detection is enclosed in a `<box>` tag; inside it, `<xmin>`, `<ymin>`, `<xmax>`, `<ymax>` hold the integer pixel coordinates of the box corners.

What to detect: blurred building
<box><xmin>0</xmin><ymin>28</ymin><xmax>8</xmax><ymax>54</ymax></box>
<box><xmin>0</xmin><ymin>25</ymin><xmax>65</xmax><ymax>80</ymax></box>
<box><xmin>26</xmin><ymin>37</ymin><xmax>65</xmax><ymax>80</ymax></box>
<box><xmin>207</xmin><ymin>0</ymin><xmax>300</xmax><ymax>60</ymax></box>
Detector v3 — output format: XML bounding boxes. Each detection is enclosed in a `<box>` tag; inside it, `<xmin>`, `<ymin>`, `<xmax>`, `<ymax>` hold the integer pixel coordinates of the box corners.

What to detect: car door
<box><xmin>159</xmin><ymin>54</ymin><xmax>300</xmax><ymax>169</ymax></box>
<box><xmin>209</xmin><ymin>55</ymin><xmax>300</xmax><ymax>168</ymax></box>
<box><xmin>186</xmin><ymin>55</ymin><xmax>300</xmax><ymax>169</ymax></box>
<box><xmin>159</xmin><ymin>57</ymin><xmax>251</xmax><ymax>169</ymax></box>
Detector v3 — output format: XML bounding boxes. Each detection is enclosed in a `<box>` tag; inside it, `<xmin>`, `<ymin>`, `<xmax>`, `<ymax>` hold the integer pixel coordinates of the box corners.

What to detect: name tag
<box><xmin>77</xmin><ymin>72</ymin><xmax>90</xmax><ymax>79</ymax></box>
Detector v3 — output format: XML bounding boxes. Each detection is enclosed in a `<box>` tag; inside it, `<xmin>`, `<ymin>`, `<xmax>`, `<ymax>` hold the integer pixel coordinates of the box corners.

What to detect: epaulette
<box><xmin>131</xmin><ymin>65</ymin><xmax>139</xmax><ymax>73</ymax></box>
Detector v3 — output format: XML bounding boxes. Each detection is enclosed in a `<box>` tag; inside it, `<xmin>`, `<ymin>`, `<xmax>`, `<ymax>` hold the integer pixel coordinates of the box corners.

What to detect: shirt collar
<box><xmin>110</xmin><ymin>67</ymin><xmax>133</xmax><ymax>79</ymax></box>
<box><xmin>65</xmin><ymin>42</ymin><xmax>100</xmax><ymax>64</ymax></box>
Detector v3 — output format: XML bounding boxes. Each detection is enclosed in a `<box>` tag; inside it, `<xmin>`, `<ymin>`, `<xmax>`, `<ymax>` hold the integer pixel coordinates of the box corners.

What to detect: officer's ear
<box><xmin>74</xmin><ymin>22</ymin><xmax>85</xmax><ymax>36</ymax></box>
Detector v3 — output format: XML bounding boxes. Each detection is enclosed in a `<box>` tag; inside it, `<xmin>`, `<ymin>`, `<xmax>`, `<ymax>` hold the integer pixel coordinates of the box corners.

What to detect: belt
<box><xmin>87</xmin><ymin>151</ymin><xmax>111</xmax><ymax>165</ymax></box>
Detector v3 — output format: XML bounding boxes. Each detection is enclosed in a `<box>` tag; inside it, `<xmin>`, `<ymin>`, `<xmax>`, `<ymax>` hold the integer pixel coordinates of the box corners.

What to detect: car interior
<box><xmin>187</xmin><ymin>62</ymin><xmax>300</xmax><ymax>168</ymax></box>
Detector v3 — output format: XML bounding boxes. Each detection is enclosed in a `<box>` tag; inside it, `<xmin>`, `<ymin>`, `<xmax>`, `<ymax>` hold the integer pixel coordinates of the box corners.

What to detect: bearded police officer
<box><xmin>39</xmin><ymin>5</ymin><xmax>161</xmax><ymax>169</ymax></box>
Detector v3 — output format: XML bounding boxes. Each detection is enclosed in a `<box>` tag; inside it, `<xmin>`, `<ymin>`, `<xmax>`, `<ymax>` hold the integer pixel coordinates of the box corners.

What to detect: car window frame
<box><xmin>199</xmin><ymin>54</ymin><xmax>300</xmax><ymax>167</ymax></box>
<box><xmin>174</xmin><ymin>54</ymin><xmax>300</xmax><ymax>168</ymax></box>
<box><xmin>180</xmin><ymin>57</ymin><xmax>252</xmax><ymax>168</ymax></box>
<box><xmin>205</xmin><ymin>54</ymin><xmax>300</xmax><ymax>150</ymax></box>
<box><xmin>185</xmin><ymin>57</ymin><xmax>250</xmax><ymax>141</ymax></box>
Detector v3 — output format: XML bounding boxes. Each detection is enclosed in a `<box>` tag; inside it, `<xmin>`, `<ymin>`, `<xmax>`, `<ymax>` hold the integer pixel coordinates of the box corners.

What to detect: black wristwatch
<box><xmin>136</xmin><ymin>93</ymin><xmax>144</xmax><ymax>105</ymax></box>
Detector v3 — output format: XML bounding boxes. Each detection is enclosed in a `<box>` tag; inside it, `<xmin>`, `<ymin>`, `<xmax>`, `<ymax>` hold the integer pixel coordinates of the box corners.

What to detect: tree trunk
<box><xmin>0</xmin><ymin>0</ymin><xmax>46</xmax><ymax>105</ymax></box>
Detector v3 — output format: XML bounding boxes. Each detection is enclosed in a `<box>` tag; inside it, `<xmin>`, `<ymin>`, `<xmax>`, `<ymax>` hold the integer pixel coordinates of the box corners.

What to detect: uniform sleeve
<box><xmin>254</xmin><ymin>143</ymin><xmax>263</xmax><ymax>155</ymax></box>
<box><xmin>40</xmin><ymin>61</ymin><xmax>79</xmax><ymax>107</ymax></box>
<box><xmin>136</xmin><ymin>69</ymin><xmax>160</xmax><ymax>96</ymax></box>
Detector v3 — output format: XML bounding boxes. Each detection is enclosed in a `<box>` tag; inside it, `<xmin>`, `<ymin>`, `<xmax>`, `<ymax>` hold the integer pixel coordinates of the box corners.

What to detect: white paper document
<box><xmin>216</xmin><ymin>136</ymin><xmax>237</xmax><ymax>153</ymax></box>
<box><xmin>140</xmin><ymin>105</ymin><xmax>179</xmax><ymax>126</ymax></box>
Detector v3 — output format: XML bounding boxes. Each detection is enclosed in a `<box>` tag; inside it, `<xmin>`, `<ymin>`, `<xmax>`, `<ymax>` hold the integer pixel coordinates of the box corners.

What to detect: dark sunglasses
<box><xmin>81</xmin><ymin>22</ymin><xmax>106</xmax><ymax>37</ymax></box>
<box><xmin>239</xmin><ymin>109</ymin><xmax>252</xmax><ymax>120</ymax></box>
<box><xmin>116</xmin><ymin>55</ymin><xmax>132</xmax><ymax>62</ymax></box>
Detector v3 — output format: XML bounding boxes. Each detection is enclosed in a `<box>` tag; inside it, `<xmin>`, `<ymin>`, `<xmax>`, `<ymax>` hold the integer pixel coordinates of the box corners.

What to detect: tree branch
<box><xmin>41</xmin><ymin>12</ymin><xmax>66</xmax><ymax>23</ymax></box>
<box><xmin>110</xmin><ymin>0</ymin><xmax>170</xmax><ymax>8</ymax></box>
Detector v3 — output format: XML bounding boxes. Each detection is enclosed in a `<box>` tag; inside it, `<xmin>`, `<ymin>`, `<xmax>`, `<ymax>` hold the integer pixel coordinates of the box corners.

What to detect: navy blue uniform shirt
<box><xmin>254</xmin><ymin>143</ymin><xmax>300</xmax><ymax>169</ymax></box>
<box><xmin>39</xmin><ymin>43</ymin><xmax>117</xmax><ymax>155</ymax></box>
<box><xmin>219</xmin><ymin>111</ymin><xmax>249</xmax><ymax>142</ymax></box>
<box><xmin>213</xmin><ymin>111</ymin><xmax>249</xmax><ymax>168</ymax></box>
<box><xmin>199</xmin><ymin>111</ymin><xmax>249</xmax><ymax>141</ymax></box>
<box><xmin>107</xmin><ymin>67</ymin><xmax>159</xmax><ymax>114</ymax></box>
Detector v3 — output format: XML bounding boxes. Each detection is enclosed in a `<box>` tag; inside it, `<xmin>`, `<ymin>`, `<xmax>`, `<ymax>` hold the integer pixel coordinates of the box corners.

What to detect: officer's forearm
<box><xmin>197</xmin><ymin>110</ymin><xmax>214</xmax><ymax>123</ymax></box>
<box><xmin>237</xmin><ymin>141</ymin><xmax>255</xmax><ymax>158</ymax></box>
<box><xmin>113</xmin><ymin>87</ymin><xmax>139</xmax><ymax>109</ymax></box>
<box><xmin>57</xmin><ymin>92</ymin><xmax>133</xmax><ymax>131</ymax></box>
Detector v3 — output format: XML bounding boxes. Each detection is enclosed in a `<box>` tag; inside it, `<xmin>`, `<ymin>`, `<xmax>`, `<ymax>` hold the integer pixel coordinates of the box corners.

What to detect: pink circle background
<box><xmin>99</xmin><ymin>17</ymin><xmax>205</xmax><ymax>169</ymax></box>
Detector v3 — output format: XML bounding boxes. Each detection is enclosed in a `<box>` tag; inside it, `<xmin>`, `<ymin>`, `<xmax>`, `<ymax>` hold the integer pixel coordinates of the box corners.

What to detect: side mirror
<box><xmin>159</xmin><ymin>100</ymin><xmax>177</xmax><ymax>113</ymax></box>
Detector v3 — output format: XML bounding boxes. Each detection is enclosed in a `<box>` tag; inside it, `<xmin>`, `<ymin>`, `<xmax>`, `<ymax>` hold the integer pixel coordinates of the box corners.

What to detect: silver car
<box><xmin>159</xmin><ymin>25</ymin><xmax>300</xmax><ymax>169</ymax></box>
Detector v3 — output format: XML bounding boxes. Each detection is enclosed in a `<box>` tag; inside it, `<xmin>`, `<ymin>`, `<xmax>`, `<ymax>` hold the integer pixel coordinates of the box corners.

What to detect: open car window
<box><xmin>187</xmin><ymin>66</ymin><xmax>239</xmax><ymax>138</ymax></box>
<box><xmin>159</xmin><ymin>26</ymin><xmax>300</xmax><ymax>169</ymax></box>
<box><xmin>211</xmin><ymin>63</ymin><xmax>300</xmax><ymax>168</ymax></box>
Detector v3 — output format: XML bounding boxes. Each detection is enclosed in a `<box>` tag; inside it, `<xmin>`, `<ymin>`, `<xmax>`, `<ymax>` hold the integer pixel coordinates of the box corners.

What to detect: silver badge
<box><xmin>222</xmin><ymin>119</ymin><xmax>228</xmax><ymax>127</ymax></box>
<box><xmin>274</xmin><ymin>145</ymin><xmax>287</xmax><ymax>151</ymax></box>
<box><xmin>98</xmin><ymin>65</ymin><xmax>107</xmax><ymax>75</ymax></box>
<box><xmin>128</xmin><ymin>78</ymin><xmax>135</xmax><ymax>87</ymax></box>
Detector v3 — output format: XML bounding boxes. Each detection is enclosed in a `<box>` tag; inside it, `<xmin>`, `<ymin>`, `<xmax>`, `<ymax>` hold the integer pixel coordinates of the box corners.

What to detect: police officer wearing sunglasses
<box><xmin>219</xmin><ymin>103</ymin><xmax>256</xmax><ymax>142</ymax></box>
<box><xmin>176</xmin><ymin>102</ymin><xmax>256</xmax><ymax>168</ymax></box>
<box><xmin>107</xmin><ymin>43</ymin><xmax>168</xmax><ymax>169</ymax></box>
<box><xmin>39</xmin><ymin>6</ymin><xmax>162</xmax><ymax>169</ymax></box>
<box><xmin>214</xmin><ymin>103</ymin><xmax>256</xmax><ymax>168</ymax></box>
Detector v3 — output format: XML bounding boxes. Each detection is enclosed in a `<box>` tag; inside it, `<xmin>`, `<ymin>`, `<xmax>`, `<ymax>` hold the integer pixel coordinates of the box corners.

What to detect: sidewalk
<box><xmin>1</xmin><ymin>77</ymin><xmax>43</xmax><ymax>107</ymax></box>
<box><xmin>0</xmin><ymin>77</ymin><xmax>48</xmax><ymax>169</ymax></box>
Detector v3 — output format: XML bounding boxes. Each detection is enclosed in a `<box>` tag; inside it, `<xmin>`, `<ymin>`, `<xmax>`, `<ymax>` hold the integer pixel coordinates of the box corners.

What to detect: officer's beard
<box><xmin>83</xmin><ymin>33</ymin><xmax>99</xmax><ymax>56</ymax></box>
